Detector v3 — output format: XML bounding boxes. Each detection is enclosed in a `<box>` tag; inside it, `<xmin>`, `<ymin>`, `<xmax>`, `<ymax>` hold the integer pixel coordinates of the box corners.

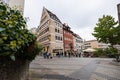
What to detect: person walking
<box><xmin>68</xmin><ymin>51</ymin><xmax>71</xmax><ymax>58</ymax></box>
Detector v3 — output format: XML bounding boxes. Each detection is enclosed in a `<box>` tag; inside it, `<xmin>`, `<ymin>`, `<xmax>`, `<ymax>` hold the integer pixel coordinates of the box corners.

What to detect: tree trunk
<box><xmin>0</xmin><ymin>57</ymin><xmax>30</xmax><ymax>80</ymax></box>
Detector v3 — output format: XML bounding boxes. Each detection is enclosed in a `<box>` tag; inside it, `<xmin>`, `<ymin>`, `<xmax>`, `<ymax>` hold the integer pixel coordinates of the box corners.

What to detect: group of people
<box><xmin>64</xmin><ymin>51</ymin><xmax>81</xmax><ymax>58</ymax></box>
<box><xmin>43</xmin><ymin>51</ymin><xmax>52</xmax><ymax>59</ymax></box>
<box><xmin>43</xmin><ymin>51</ymin><xmax>81</xmax><ymax>59</ymax></box>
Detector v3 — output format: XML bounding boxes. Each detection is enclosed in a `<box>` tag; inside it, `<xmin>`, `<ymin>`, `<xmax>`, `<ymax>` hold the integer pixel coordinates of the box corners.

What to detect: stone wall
<box><xmin>0</xmin><ymin>58</ymin><xmax>30</xmax><ymax>80</ymax></box>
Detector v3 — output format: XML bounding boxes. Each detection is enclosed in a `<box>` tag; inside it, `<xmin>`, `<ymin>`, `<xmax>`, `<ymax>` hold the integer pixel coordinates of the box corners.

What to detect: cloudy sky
<box><xmin>24</xmin><ymin>0</ymin><xmax>120</xmax><ymax>40</ymax></box>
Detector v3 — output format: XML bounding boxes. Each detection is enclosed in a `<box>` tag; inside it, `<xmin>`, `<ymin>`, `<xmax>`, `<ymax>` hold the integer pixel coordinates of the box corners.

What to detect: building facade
<box><xmin>74</xmin><ymin>34</ymin><xmax>83</xmax><ymax>53</ymax></box>
<box><xmin>30</xmin><ymin>28</ymin><xmax>37</xmax><ymax>35</ymax></box>
<box><xmin>37</xmin><ymin>7</ymin><xmax>63</xmax><ymax>56</ymax></box>
<box><xmin>117</xmin><ymin>3</ymin><xmax>120</xmax><ymax>24</ymax></box>
<box><xmin>2</xmin><ymin>0</ymin><xmax>25</xmax><ymax>13</ymax></box>
<box><xmin>63</xmin><ymin>24</ymin><xmax>74</xmax><ymax>52</ymax></box>
<box><xmin>37</xmin><ymin>7</ymin><xmax>84</xmax><ymax>56</ymax></box>
<box><xmin>9</xmin><ymin>0</ymin><xmax>25</xmax><ymax>12</ymax></box>
<box><xmin>84</xmin><ymin>40</ymin><xmax>109</xmax><ymax>49</ymax></box>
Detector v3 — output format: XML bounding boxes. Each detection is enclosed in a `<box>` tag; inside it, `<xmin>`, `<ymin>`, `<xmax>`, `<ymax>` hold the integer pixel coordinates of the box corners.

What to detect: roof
<box><xmin>117</xmin><ymin>3</ymin><xmax>120</xmax><ymax>6</ymax></box>
<box><xmin>76</xmin><ymin>34</ymin><xmax>82</xmax><ymax>39</ymax></box>
<box><xmin>63</xmin><ymin>24</ymin><xmax>74</xmax><ymax>34</ymax></box>
<box><xmin>45</xmin><ymin>8</ymin><xmax>62</xmax><ymax>23</ymax></box>
<box><xmin>63</xmin><ymin>23</ymin><xmax>71</xmax><ymax>30</ymax></box>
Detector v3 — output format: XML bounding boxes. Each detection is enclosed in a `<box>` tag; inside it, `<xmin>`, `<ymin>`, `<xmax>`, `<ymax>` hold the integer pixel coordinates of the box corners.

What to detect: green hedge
<box><xmin>0</xmin><ymin>1</ymin><xmax>42</xmax><ymax>61</ymax></box>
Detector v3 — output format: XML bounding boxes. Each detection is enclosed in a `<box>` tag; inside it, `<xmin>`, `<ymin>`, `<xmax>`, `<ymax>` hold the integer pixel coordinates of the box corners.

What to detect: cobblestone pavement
<box><xmin>29</xmin><ymin>56</ymin><xmax>120</xmax><ymax>80</ymax></box>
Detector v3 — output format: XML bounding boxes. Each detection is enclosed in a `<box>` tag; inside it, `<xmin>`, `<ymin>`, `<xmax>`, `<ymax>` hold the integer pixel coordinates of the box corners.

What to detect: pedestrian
<box><xmin>43</xmin><ymin>51</ymin><xmax>47</xmax><ymax>59</ymax></box>
<box><xmin>49</xmin><ymin>53</ymin><xmax>53</xmax><ymax>59</ymax></box>
<box><xmin>46</xmin><ymin>52</ymin><xmax>49</xmax><ymax>59</ymax></box>
<box><xmin>57</xmin><ymin>52</ymin><xmax>60</xmax><ymax>58</ymax></box>
<box><xmin>78</xmin><ymin>52</ymin><xmax>81</xmax><ymax>57</ymax></box>
<box><xmin>68</xmin><ymin>51</ymin><xmax>71</xmax><ymax>58</ymax></box>
<box><xmin>64</xmin><ymin>51</ymin><xmax>67</xmax><ymax>57</ymax></box>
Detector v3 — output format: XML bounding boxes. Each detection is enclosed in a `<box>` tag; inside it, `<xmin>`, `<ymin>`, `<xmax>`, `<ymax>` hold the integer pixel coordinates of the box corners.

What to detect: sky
<box><xmin>24</xmin><ymin>0</ymin><xmax>120</xmax><ymax>41</ymax></box>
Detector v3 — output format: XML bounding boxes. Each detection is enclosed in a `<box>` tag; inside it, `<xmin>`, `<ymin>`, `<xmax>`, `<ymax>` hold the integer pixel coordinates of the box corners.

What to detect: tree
<box><xmin>0</xmin><ymin>1</ymin><xmax>42</xmax><ymax>61</ymax></box>
<box><xmin>0</xmin><ymin>1</ymin><xmax>43</xmax><ymax>80</ymax></box>
<box><xmin>92</xmin><ymin>15</ymin><xmax>119</xmax><ymax>45</ymax></box>
<box><xmin>92</xmin><ymin>15</ymin><xmax>120</xmax><ymax>61</ymax></box>
<box><xmin>94</xmin><ymin>48</ymin><xmax>106</xmax><ymax>57</ymax></box>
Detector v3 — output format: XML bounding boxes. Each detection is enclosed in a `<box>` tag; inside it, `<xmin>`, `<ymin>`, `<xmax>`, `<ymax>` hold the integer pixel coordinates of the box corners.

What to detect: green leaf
<box><xmin>9</xmin><ymin>40</ymin><xmax>17</xmax><ymax>49</ymax></box>
<box><xmin>0</xmin><ymin>39</ymin><xmax>3</xmax><ymax>44</ymax></box>
<box><xmin>92</xmin><ymin>15</ymin><xmax>119</xmax><ymax>45</ymax></box>
<box><xmin>0</xmin><ymin>1</ymin><xmax>39</xmax><ymax>61</ymax></box>
<box><xmin>3</xmin><ymin>36</ymin><xmax>7</xmax><ymax>40</ymax></box>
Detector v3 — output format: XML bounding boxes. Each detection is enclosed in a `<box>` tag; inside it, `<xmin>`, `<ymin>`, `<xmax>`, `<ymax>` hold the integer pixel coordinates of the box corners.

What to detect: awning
<box><xmin>83</xmin><ymin>48</ymin><xmax>96</xmax><ymax>52</ymax></box>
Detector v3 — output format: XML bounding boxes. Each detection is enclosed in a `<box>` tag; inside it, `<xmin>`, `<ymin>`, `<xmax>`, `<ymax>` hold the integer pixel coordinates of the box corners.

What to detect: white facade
<box><xmin>2</xmin><ymin>0</ymin><xmax>10</xmax><ymax>3</ymax></box>
<box><xmin>37</xmin><ymin>7</ymin><xmax>64</xmax><ymax>56</ymax></box>
<box><xmin>30</xmin><ymin>28</ymin><xmax>37</xmax><ymax>35</ymax></box>
<box><xmin>73</xmin><ymin>34</ymin><xmax>83</xmax><ymax>53</ymax></box>
<box><xmin>9</xmin><ymin>0</ymin><xmax>25</xmax><ymax>12</ymax></box>
<box><xmin>2</xmin><ymin>0</ymin><xmax>25</xmax><ymax>13</ymax></box>
<box><xmin>75</xmin><ymin>35</ymin><xmax>83</xmax><ymax>53</ymax></box>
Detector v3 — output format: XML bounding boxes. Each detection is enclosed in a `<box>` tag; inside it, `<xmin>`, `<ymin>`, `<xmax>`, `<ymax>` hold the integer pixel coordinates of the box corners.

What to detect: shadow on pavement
<box><xmin>30</xmin><ymin>71</ymin><xmax>80</xmax><ymax>80</ymax></box>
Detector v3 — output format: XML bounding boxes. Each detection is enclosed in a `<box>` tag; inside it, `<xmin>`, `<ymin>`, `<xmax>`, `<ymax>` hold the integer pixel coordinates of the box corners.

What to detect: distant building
<box><xmin>73</xmin><ymin>34</ymin><xmax>83</xmax><ymax>53</ymax></box>
<box><xmin>84</xmin><ymin>40</ymin><xmax>109</xmax><ymax>49</ymax></box>
<box><xmin>2</xmin><ymin>0</ymin><xmax>25</xmax><ymax>14</ymax></box>
<box><xmin>37</xmin><ymin>7</ymin><xmax>84</xmax><ymax>56</ymax></box>
<box><xmin>37</xmin><ymin>7</ymin><xmax>63</xmax><ymax>56</ymax></box>
<box><xmin>117</xmin><ymin>3</ymin><xmax>120</xmax><ymax>24</ymax></box>
<box><xmin>63</xmin><ymin>23</ymin><xmax>74</xmax><ymax>52</ymax></box>
<box><xmin>30</xmin><ymin>28</ymin><xmax>37</xmax><ymax>35</ymax></box>
<box><xmin>1</xmin><ymin>0</ymin><xmax>10</xmax><ymax>3</ymax></box>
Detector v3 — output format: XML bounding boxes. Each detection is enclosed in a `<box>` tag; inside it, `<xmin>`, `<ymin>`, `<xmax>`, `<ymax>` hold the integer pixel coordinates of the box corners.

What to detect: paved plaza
<box><xmin>29</xmin><ymin>56</ymin><xmax>120</xmax><ymax>80</ymax></box>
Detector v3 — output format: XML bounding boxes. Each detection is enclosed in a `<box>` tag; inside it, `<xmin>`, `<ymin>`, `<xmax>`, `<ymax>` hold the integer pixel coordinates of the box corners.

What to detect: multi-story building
<box><xmin>84</xmin><ymin>40</ymin><xmax>109</xmax><ymax>49</ymax></box>
<box><xmin>9</xmin><ymin>0</ymin><xmax>25</xmax><ymax>12</ymax></box>
<box><xmin>63</xmin><ymin>23</ymin><xmax>74</xmax><ymax>52</ymax></box>
<box><xmin>30</xmin><ymin>28</ymin><xmax>37</xmax><ymax>35</ymax></box>
<box><xmin>73</xmin><ymin>33</ymin><xmax>76</xmax><ymax>51</ymax></box>
<box><xmin>117</xmin><ymin>3</ymin><xmax>120</xmax><ymax>24</ymax></box>
<box><xmin>1</xmin><ymin>0</ymin><xmax>10</xmax><ymax>3</ymax></box>
<box><xmin>2</xmin><ymin>0</ymin><xmax>25</xmax><ymax>14</ymax></box>
<box><xmin>73</xmin><ymin>34</ymin><xmax>83</xmax><ymax>53</ymax></box>
<box><xmin>37</xmin><ymin>7</ymin><xmax>63</xmax><ymax>56</ymax></box>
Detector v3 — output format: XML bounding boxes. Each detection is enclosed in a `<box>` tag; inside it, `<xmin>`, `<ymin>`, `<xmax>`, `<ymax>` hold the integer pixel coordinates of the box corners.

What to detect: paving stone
<box><xmin>29</xmin><ymin>56</ymin><xmax>120</xmax><ymax>80</ymax></box>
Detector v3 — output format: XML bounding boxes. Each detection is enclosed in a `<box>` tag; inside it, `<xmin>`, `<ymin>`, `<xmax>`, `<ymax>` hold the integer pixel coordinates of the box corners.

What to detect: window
<box><xmin>58</xmin><ymin>29</ymin><xmax>60</xmax><ymax>33</ymax></box>
<box><xmin>55</xmin><ymin>28</ymin><xmax>61</xmax><ymax>33</ymax></box>
<box><xmin>55</xmin><ymin>28</ymin><xmax>57</xmax><ymax>32</ymax></box>
<box><xmin>38</xmin><ymin>35</ymin><xmax>49</xmax><ymax>42</ymax></box>
<box><xmin>38</xmin><ymin>27</ymin><xmax>49</xmax><ymax>37</ymax></box>
<box><xmin>55</xmin><ymin>36</ymin><xmax>57</xmax><ymax>40</ymax></box>
<box><xmin>55</xmin><ymin>36</ymin><xmax>63</xmax><ymax>41</ymax></box>
<box><xmin>58</xmin><ymin>36</ymin><xmax>60</xmax><ymax>40</ymax></box>
<box><xmin>61</xmin><ymin>37</ymin><xmax>62</xmax><ymax>40</ymax></box>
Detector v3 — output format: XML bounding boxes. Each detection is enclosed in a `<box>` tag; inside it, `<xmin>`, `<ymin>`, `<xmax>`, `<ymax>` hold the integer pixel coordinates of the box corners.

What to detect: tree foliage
<box><xmin>94</xmin><ymin>48</ymin><xmax>117</xmax><ymax>58</ymax></box>
<box><xmin>92</xmin><ymin>15</ymin><xmax>120</xmax><ymax>61</ymax></box>
<box><xmin>0</xmin><ymin>1</ymin><xmax>42</xmax><ymax>61</ymax></box>
<box><xmin>92</xmin><ymin>15</ymin><xmax>120</xmax><ymax>45</ymax></box>
<box><xmin>94</xmin><ymin>48</ymin><xmax>106</xmax><ymax>57</ymax></box>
